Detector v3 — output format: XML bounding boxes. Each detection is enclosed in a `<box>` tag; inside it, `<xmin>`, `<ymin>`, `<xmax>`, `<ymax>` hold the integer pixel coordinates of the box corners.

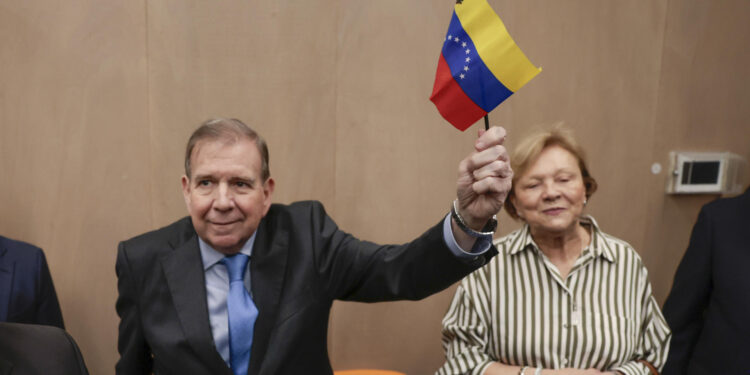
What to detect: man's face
<box><xmin>182</xmin><ymin>138</ymin><xmax>274</xmax><ymax>255</ymax></box>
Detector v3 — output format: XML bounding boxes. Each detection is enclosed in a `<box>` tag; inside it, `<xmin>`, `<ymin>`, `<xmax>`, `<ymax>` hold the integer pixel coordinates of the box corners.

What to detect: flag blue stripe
<box><xmin>442</xmin><ymin>12</ymin><xmax>513</xmax><ymax>112</ymax></box>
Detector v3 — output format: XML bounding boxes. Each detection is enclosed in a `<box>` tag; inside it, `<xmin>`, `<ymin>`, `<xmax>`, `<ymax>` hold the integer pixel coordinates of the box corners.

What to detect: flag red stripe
<box><xmin>430</xmin><ymin>53</ymin><xmax>487</xmax><ymax>131</ymax></box>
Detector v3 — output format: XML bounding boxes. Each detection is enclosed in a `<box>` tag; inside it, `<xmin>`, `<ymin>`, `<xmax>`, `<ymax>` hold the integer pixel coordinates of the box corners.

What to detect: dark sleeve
<box><xmin>33</xmin><ymin>249</ymin><xmax>65</xmax><ymax>329</ymax></box>
<box><xmin>115</xmin><ymin>242</ymin><xmax>152</xmax><ymax>375</ymax></box>
<box><xmin>62</xmin><ymin>329</ymin><xmax>90</xmax><ymax>375</ymax></box>
<box><xmin>0</xmin><ymin>357</ymin><xmax>11</xmax><ymax>374</ymax></box>
<box><xmin>661</xmin><ymin>207</ymin><xmax>713</xmax><ymax>375</ymax></box>
<box><xmin>308</xmin><ymin>202</ymin><xmax>496</xmax><ymax>302</ymax></box>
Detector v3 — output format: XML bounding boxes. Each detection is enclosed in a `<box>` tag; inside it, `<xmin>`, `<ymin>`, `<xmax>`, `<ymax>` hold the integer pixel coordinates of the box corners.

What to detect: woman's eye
<box><xmin>198</xmin><ymin>180</ymin><xmax>211</xmax><ymax>186</ymax></box>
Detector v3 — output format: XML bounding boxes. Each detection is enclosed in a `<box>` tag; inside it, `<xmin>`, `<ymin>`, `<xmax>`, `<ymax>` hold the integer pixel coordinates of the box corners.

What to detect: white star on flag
<box><xmin>459</xmin><ymin>73</ymin><xmax>465</xmax><ymax>79</ymax></box>
<box><xmin>464</xmin><ymin>66</ymin><xmax>469</xmax><ymax>71</ymax></box>
<box><xmin>465</xmin><ymin>49</ymin><xmax>470</xmax><ymax>54</ymax></box>
<box><xmin>462</xmin><ymin>42</ymin><xmax>467</xmax><ymax>47</ymax></box>
<box><xmin>465</xmin><ymin>57</ymin><xmax>471</xmax><ymax>62</ymax></box>
<box><xmin>454</xmin><ymin>37</ymin><xmax>460</xmax><ymax>42</ymax></box>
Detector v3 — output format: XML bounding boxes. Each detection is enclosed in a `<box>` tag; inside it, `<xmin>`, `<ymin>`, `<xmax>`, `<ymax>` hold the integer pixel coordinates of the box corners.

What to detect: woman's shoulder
<box><xmin>589</xmin><ymin>220</ymin><xmax>646</xmax><ymax>268</ymax></box>
<box><xmin>460</xmin><ymin>228</ymin><xmax>527</xmax><ymax>286</ymax></box>
<box><xmin>492</xmin><ymin>226</ymin><xmax>528</xmax><ymax>249</ymax></box>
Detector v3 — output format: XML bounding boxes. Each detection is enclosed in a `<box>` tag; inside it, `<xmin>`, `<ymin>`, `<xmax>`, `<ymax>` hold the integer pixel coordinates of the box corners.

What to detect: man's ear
<box><xmin>181</xmin><ymin>175</ymin><xmax>191</xmax><ymax>206</ymax></box>
<box><xmin>262</xmin><ymin>177</ymin><xmax>275</xmax><ymax>216</ymax></box>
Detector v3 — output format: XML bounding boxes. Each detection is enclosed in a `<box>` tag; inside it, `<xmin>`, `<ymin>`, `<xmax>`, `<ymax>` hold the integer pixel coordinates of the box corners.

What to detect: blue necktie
<box><xmin>222</xmin><ymin>254</ymin><xmax>258</xmax><ymax>375</ymax></box>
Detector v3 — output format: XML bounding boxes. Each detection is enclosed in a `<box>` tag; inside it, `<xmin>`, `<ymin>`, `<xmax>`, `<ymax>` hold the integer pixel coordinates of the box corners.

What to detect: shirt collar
<box><xmin>506</xmin><ymin>215</ymin><xmax>616</xmax><ymax>263</ymax></box>
<box><xmin>583</xmin><ymin>216</ymin><xmax>616</xmax><ymax>263</ymax></box>
<box><xmin>199</xmin><ymin>231</ymin><xmax>257</xmax><ymax>271</ymax></box>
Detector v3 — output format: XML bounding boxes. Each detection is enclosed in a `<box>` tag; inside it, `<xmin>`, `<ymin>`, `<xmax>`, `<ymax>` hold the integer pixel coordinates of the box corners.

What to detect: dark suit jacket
<box><xmin>0</xmin><ymin>237</ymin><xmax>64</xmax><ymax>328</ymax></box>
<box><xmin>0</xmin><ymin>322</ymin><xmax>88</xmax><ymax>375</ymax></box>
<box><xmin>662</xmin><ymin>189</ymin><xmax>750</xmax><ymax>375</ymax></box>
<box><xmin>116</xmin><ymin>201</ymin><xmax>495</xmax><ymax>375</ymax></box>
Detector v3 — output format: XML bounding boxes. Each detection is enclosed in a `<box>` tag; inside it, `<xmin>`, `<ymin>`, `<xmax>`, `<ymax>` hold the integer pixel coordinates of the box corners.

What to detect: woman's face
<box><xmin>512</xmin><ymin>145</ymin><xmax>587</xmax><ymax>236</ymax></box>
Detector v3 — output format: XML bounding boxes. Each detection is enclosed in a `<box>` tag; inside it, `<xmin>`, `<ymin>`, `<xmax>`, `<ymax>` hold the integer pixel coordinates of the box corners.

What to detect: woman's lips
<box><xmin>542</xmin><ymin>207</ymin><xmax>565</xmax><ymax>216</ymax></box>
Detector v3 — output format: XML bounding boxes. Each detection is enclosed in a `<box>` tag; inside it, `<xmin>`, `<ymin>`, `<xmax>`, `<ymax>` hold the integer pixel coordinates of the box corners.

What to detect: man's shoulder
<box><xmin>0</xmin><ymin>235</ymin><xmax>44</xmax><ymax>262</ymax></box>
<box><xmin>266</xmin><ymin>200</ymin><xmax>327</xmax><ymax>221</ymax></box>
<box><xmin>119</xmin><ymin>217</ymin><xmax>195</xmax><ymax>255</ymax></box>
<box><xmin>269</xmin><ymin>200</ymin><xmax>324</xmax><ymax>212</ymax></box>
<box><xmin>702</xmin><ymin>190</ymin><xmax>749</xmax><ymax>219</ymax></box>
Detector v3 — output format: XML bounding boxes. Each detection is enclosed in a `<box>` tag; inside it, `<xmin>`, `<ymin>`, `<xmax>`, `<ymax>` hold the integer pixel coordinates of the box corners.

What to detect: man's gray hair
<box><xmin>184</xmin><ymin>118</ymin><xmax>270</xmax><ymax>181</ymax></box>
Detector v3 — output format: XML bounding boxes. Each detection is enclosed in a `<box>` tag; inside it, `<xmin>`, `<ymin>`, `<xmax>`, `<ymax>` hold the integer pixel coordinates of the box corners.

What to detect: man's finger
<box><xmin>472</xmin><ymin>160</ymin><xmax>512</xmax><ymax>181</ymax></box>
<box><xmin>471</xmin><ymin>176</ymin><xmax>512</xmax><ymax>197</ymax></box>
<box><xmin>466</xmin><ymin>145</ymin><xmax>509</xmax><ymax>172</ymax></box>
<box><xmin>475</xmin><ymin>126</ymin><xmax>507</xmax><ymax>151</ymax></box>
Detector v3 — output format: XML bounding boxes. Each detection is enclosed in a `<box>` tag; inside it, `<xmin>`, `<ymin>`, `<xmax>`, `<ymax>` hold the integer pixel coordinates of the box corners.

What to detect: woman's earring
<box><xmin>583</xmin><ymin>198</ymin><xmax>588</xmax><ymax>206</ymax></box>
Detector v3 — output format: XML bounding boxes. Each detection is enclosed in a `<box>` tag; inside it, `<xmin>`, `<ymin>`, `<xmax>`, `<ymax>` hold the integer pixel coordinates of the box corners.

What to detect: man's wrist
<box><xmin>451</xmin><ymin>199</ymin><xmax>497</xmax><ymax>237</ymax></box>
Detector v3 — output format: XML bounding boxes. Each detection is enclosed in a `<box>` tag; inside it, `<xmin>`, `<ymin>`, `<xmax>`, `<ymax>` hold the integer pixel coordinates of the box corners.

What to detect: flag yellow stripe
<box><xmin>454</xmin><ymin>0</ymin><xmax>541</xmax><ymax>92</ymax></box>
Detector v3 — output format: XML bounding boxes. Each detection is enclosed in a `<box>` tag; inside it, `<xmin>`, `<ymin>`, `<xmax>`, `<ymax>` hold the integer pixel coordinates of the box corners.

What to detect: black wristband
<box><xmin>451</xmin><ymin>200</ymin><xmax>497</xmax><ymax>238</ymax></box>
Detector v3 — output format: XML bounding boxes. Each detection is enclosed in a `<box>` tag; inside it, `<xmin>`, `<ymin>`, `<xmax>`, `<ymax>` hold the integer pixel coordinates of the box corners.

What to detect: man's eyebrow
<box><xmin>192</xmin><ymin>173</ymin><xmax>214</xmax><ymax>181</ymax></box>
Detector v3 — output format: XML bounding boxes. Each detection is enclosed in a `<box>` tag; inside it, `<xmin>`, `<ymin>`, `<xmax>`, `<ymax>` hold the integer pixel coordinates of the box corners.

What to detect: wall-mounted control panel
<box><xmin>666</xmin><ymin>152</ymin><xmax>746</xmax><ymax>194</ymax></box>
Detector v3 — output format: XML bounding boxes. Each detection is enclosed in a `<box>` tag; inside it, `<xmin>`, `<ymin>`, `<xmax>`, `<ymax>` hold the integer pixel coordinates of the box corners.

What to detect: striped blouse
<box><xmin>437</xmin><ymin>216</ymin><xmax>671</xmax><ymax>375</ymax></box>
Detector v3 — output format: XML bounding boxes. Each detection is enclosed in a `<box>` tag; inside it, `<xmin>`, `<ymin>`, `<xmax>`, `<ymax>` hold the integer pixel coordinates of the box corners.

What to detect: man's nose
<box><xmin>213</xmin><ymin>183</ymin><xmax>235</xmax><ymax>210</ymax></box>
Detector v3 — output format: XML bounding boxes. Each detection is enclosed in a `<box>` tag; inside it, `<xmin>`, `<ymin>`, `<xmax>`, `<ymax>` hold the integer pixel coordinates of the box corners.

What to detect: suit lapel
<box><xmin>161</xmin><ymin>234</ymin><xmax>230</xmax><ymax>374</ymax></box>
<box><xmin>0</xmin><ymin>246</ymin><xmax>12</xmax><ymax>322</ymax></box>
<box><xmin>248</xmin><ymin>215</ymin><xmax>289</xmax><ymax>374</ymax></box>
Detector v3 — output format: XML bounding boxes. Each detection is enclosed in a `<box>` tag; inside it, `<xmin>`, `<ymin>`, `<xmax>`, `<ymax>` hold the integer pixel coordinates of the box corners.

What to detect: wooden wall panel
<box><xmin>330</xmin><ymin>2</ymin><xmax>475</xmax><ymax>370</ymax></box>
<box><xmin>0</xmin><ymin>2</ymin><xmax>149</xmax><ymax>374</ymax></box>
<box><xmin>146</xmin><ymin>0</ymin><xmax>340</xmax><ymax>227</ymax></box>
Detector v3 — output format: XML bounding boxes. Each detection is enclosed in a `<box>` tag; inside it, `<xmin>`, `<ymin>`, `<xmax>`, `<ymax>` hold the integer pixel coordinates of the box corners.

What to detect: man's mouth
<box><xmin>210</xmin><ymin>220</ymin><xmax>240</xmax><ymax>226</ymax></box>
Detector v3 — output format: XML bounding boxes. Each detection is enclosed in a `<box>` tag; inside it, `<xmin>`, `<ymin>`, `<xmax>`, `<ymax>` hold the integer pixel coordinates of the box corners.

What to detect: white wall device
<box><xmin>666</xmin><ymin>151</ymin><xmax>746</xmax><ymax>195</ymax></box>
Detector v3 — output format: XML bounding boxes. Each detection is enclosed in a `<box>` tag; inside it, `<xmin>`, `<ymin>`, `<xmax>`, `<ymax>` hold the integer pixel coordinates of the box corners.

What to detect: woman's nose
<box><xmin>541</xmin><ymin>182</ymin><xmax>561</xmax><ymax>201</ymax></box>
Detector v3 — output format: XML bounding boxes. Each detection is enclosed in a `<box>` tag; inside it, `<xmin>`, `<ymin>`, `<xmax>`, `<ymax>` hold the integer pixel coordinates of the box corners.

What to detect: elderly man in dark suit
<box><xmin>0</xmin><ymin>236</ymin><xmax>64</xmax><ymax>328</ymax></box>
<box><xmin>662</xmin><ymin>187</ymin><xmax>750</xmax><ymax>375</ymax></box>
<box><xmin>115</xmin><ymin>118</ymin><xmax>513</xmax><ymax>375</ymax></box>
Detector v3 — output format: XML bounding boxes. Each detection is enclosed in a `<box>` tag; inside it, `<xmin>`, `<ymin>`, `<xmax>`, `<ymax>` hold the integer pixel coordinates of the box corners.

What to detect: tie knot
<box><xmin>222</xmin><ymin>253</ymin><xmax>249</xmax><ymax>282</ymax></box>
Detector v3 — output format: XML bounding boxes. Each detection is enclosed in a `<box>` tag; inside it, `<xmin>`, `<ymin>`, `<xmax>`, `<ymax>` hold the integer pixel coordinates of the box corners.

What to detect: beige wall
<box><xmin>0</xmin><ymin>1</ymin><xmax>747</xmax><ymax>374</ymax></box>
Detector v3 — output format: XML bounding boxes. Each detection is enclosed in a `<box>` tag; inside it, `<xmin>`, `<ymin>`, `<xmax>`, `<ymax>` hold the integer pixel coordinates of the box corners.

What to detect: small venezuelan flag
<box><xmin>430</xmin><ymin>0</ymin><xmax>541</xmax><ymax>131</ymax></box>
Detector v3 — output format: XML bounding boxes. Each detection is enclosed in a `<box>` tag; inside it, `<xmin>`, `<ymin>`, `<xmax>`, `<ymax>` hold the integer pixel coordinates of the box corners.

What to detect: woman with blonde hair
<box><xmin>437</xmin><ymin>126</ymin><xmax>670</xmax><ymax>375</ymax></box>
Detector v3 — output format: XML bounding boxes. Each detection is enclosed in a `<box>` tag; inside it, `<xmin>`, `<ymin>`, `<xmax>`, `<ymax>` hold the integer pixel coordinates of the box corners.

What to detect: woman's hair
<box><xmin>504</xmin><ymin>124</ymin><xmax>598</xmax><ymax>220</ymax></box>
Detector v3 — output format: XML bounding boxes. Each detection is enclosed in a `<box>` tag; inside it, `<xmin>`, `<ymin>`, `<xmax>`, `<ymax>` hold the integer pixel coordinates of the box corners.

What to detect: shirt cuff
<box><xmin>443</xmin><ymin>213</ymin><xmax>492</xmax><ymax>259</ymax></box>
<box><xmin>610</xmin><ymin>361</ymin><xmax>650</xmax><ymax>375</ymax></box>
